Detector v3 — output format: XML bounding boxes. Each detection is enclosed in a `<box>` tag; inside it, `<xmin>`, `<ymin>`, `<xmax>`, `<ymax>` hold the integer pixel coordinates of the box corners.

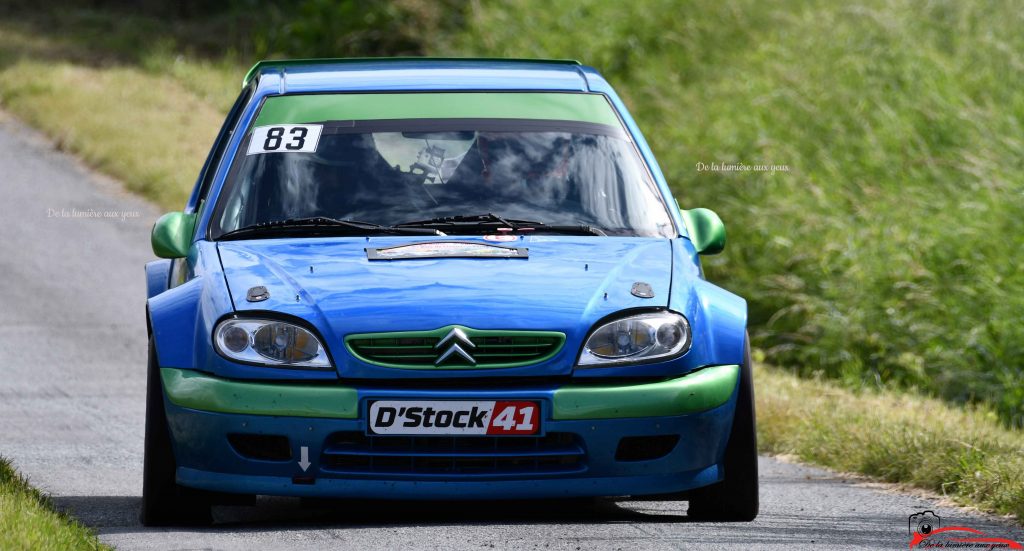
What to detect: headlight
<box><xmin>214</xmin><ymin>318</ymin><xmax>331</xmax><ymax>368</ymax></box>
<box><xmin>577</xmin><ymin>311</ymin><xmax>691</xmax><ymax>367</ymax></box>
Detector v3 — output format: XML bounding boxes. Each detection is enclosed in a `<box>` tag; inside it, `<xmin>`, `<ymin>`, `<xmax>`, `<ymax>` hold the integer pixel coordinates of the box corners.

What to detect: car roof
<box><xmin>243</xmin><ymin>58</ymin><xmax>596</xmax><ymax>94</ymax></box>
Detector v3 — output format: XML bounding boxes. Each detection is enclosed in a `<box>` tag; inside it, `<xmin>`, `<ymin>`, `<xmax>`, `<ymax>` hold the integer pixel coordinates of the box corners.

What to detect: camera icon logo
<box><xmin>909</xmin><ymin>510</ymin><xmax>941</xmax><ymax>536</ymax></box>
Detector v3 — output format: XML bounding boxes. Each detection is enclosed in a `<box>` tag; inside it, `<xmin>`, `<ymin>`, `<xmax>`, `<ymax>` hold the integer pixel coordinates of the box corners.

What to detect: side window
<box><xmin>188</xmin><ymin>85</ymin><xmax>255</xmax><ymax>211</ymax></box>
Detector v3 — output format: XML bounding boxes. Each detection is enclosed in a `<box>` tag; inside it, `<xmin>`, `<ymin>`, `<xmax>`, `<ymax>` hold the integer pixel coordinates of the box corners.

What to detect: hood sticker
<box><xmin>482</xmin><ymin>234</ymin><xmax>518</xmax><ymax>242</ymax></box>
<box><xmin>366</xmin><ymin>241</ymin><xmax>529</xmax><ymax>261</ymax></box>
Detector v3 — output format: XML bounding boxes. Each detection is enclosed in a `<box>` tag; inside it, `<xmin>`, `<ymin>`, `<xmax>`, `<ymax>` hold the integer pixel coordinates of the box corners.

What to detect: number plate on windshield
<box><xmin>246</xmin><ymin>124</ymin><xmax>323</xmax><ymax>155</ymax></box>
<box><xmin>368</xmin><ymin>400</ymin><xmax>540</xmax><ymax>436</ymax></box>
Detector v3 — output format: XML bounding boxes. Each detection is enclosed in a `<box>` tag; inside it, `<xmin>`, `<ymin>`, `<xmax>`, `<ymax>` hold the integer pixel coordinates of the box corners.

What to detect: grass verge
<box><xmin>0</xmin><ymin>457</ymin><xmax>109</xmax><ymax>550</ymax></box>
<box><xmin>0</xmin><ymin>20</ymin><xmax>233</xmax><ymax>210</ymax></box>
<box><xmin>757</xmin><ymin>362</ymin><xmax>1024</xmax><ymax>520</ymax></box>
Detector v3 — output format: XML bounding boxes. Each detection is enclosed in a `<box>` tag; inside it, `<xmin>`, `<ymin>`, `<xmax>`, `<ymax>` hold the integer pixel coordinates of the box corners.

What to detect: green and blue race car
<box><xmin>142</xmin><ymin>58</ymin><xmax>757</xmax><ymax>525</ymax></box>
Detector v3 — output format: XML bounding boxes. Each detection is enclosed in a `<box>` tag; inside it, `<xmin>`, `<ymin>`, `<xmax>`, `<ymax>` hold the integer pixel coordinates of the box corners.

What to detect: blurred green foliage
<box><xmin>244</xmin><ymin>0</ymin><xmax>465</xmax><ymax>58</ymax></box>
<box><xmin>435</xmin><ymin>0</ymin><xmax>1024</xmax><ymax>425</ymax></box>
<box><xmin>0</xmin><ymin>0</ymin><xmax>463</xmax><ymax>59</ymax></box>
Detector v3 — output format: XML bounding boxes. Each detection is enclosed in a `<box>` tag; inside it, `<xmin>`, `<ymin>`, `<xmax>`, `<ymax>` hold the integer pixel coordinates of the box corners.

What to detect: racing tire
<box><xmin>686</xmin><ymin>334</ymin><xmax>759</xmax><ymax>521</ymax></box>
<box><xmin>140</xmin><ymin>338</ymin><xmax>213</xmax><ymax>527</ymax></box>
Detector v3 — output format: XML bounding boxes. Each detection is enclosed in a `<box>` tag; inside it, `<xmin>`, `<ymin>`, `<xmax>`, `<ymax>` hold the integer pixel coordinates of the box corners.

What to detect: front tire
<box><xmin>140</xmin><ymin>338</ymin><xmax>212</xmax><ymax>526</ymax></box>
<box><xmin>686</xmin><ymin>335</ymin><xmax>759</xmax><ymax>521</ymax></box>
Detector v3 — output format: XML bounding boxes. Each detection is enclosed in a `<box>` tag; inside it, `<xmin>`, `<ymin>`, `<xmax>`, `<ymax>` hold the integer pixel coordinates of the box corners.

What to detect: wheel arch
<box><xmin>147</xmin><ymin>278</ymin><xmax>204</xmax><ymax>369</ymax></box>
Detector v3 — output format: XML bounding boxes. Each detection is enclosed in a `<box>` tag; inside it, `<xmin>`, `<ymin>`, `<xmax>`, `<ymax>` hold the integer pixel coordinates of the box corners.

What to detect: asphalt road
<box><xmin>0</xmin><ymin>113</ymin><xmax>1020</xmax><ymax>551</ymax></box>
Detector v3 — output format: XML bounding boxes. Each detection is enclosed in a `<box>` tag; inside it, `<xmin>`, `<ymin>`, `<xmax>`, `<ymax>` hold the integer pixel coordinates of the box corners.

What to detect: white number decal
<box><xmin>247</xmin><ymin>124</ymin><xmax>323</xmax><ymax>155</ymax></box>
<box><xmin>516</xmin><ymin>407</ymin><xmax>535</xmax><ymax>431</ymax></box>
<box><xmin>492</xmin><ymin>406</ymin><xmax>518</xmax><ymax>431</ymax></box>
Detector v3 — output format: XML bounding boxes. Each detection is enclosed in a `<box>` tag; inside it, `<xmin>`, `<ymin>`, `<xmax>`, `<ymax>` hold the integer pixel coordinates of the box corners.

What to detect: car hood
<box><xmin>217</xmin><ymin>235</ymin><xmax>673</xmax><ymax>378</ymax></box>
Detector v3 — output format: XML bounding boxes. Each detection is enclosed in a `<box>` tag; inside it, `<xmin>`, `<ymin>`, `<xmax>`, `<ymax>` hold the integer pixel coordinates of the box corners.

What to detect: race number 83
<box><xmin>247</xmin><ymin>124</ymin><xmax>323</xmax><ymax>155</ymax></box>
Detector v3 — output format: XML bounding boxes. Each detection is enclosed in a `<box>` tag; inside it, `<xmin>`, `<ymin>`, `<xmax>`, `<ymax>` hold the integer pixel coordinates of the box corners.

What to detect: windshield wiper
<box><xmin>395</xmin><ymin>213</ymin><xmax>606</xmax><ymax>236</ymax></box>
<box><xmin>527</xmin><ymin>224</ymin><xmax>607</xmax><ymax>236</ymax></box>
<box><xmin>395</xmin><ymin>213</ymin><xmax>523</xmax><ymax>228</ymax></box>
<box><xmin>218</xmin><ymin>217</ymin><xmax>445</xmax><ymax>241</ymax></box>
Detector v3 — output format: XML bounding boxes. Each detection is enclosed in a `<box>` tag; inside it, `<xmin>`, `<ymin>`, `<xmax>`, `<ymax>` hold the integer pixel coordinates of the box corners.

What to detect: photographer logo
<box><xmin>909</xmin><ymin>511</ymin><xmax>940</xmax><ymax>537</ymax></box>
<box><xmin>907</xmin><ymin>510</ymin><xmax>1021</xmax><ymax>549</ymax></box>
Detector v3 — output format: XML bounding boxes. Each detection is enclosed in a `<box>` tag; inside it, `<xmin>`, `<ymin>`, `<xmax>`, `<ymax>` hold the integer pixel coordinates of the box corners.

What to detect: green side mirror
<box><xmin>681</xmin><ymin>208</ymin><xmax>726</xmax><ymax>255</ymax></box>
<box><xmin>151</xmin><ymin>212</ymin><xmax>197</xmax><ymax>259</ymax></box>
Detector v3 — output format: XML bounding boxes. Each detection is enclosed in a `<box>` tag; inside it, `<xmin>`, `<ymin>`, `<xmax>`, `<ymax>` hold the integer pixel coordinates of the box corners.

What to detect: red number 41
<box><xmin>487</xmin><ymin>402</ymin><xmax>538</xmax><ymax>435</ymax></box>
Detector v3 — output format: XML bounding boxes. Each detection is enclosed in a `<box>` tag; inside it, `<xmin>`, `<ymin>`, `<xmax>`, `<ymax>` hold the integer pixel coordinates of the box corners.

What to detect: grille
<box><xmin>345</xmin><ymin>325</ymin><xmax>565</xmax><ymax>369</ymax></box>
<box><xmin>320</xmin><ymin>432</ymin><xmax>585</xmax><ymax>477</ymax></box>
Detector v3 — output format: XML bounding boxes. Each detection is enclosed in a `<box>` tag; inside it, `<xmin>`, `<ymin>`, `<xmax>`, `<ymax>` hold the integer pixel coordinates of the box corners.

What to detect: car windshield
<box><xmin>212</xmin><ymin>96</ymin><xmax>675</xmax><ymax>239</ymax></box>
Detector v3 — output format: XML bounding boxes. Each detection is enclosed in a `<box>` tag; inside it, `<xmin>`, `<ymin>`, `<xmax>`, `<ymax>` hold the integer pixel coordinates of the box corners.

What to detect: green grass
<box><xmin>0</xmin><ymin>16</ymin><xmax>234</xmax><ymax>209</ymax></box>
<box><xmin>436</xmin><ymin>0</ymin><xmax>1024</xmax><ymax>427</ymax></box>
<box><xmin>757</xmin><ymin>363</ymin><xmax>1024</xmax><ymax>519</ymax></box>
<box><xmin>0</xmin><ymin>457</ymin><xmax>109</xmax><ymax>550</ymax></box>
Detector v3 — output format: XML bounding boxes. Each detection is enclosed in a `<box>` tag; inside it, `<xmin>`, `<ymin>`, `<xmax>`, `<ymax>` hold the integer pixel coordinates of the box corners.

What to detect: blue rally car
<box><xmin>142</xmin><ymin>58</ymin><xmax>757</xmax><ymax>525</ymax></box>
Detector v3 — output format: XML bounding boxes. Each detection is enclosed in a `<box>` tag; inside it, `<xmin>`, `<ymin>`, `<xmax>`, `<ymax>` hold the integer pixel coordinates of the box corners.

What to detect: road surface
<box><xmin>0</xmin><ymin>113</ymin><xmax>1020</xmax><ymax>550</ymax></box>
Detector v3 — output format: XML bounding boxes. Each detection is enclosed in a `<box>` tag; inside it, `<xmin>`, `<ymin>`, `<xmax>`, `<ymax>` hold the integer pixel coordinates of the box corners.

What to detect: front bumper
<box><xmin>161</xmin><ymin>365</ymin><xmax>740</xmax><ymax>499</ymax></box>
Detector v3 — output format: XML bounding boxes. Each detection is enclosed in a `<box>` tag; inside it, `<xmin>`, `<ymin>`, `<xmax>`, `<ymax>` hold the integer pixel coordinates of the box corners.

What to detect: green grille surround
<box><xmin>345</xmin><ymin>325</ymin><xmax>566</xmax><ymax>369</ymax></box>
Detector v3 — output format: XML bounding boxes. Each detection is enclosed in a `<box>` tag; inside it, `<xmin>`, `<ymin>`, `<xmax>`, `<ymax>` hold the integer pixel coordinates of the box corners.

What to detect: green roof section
<box><xmin>252</xmin><ymin>92</ymin><xmax>620</xmax><ymax>127</ymax></box>
<box><xmin>242</xmin><ymin>57</ymin><xmax>582</xmax><ymax>88</ymax></box>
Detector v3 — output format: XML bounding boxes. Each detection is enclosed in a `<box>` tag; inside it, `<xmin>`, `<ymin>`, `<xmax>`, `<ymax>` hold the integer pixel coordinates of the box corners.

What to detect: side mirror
<box><xmin>151</xmin><ymin>212</ymin><xmax>197</xmax><ymax>259</ymax></box>
<box><xmin>681</xmin><ymin>208</ymin><xmax>726</xmax><ymax>255</ymax></box>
